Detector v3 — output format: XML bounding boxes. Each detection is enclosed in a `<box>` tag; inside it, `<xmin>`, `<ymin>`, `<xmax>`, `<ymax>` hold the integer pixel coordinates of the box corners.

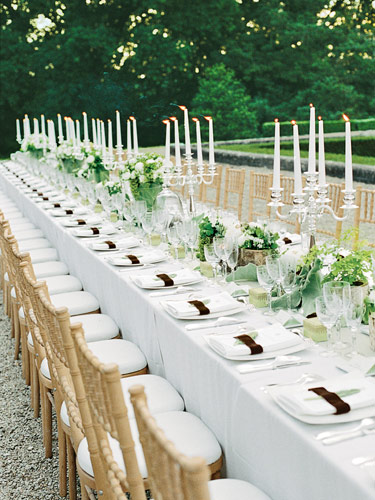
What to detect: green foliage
<box><xmin>239</xmin><ymin>223</ymin><xmax>279</xmax><ymax>250</ymax></box>
<box><xmin>191</xmin><ymin>64</ymin><xmax>258</xmax><ymax>141</ymax></box>
<box><xmin>262</xmin><ymin>119</ymin><xmax>375</xmax><ymax>138</ymax></box>
<box><xmin>197</xmin><ymin>216</ymin><xmax>225</xmax><ymax>261</ymax></box>
<box><xmin>1</xmin><ymin>0</ymin><xmax>374</xmax><ymax>154</ymax></box>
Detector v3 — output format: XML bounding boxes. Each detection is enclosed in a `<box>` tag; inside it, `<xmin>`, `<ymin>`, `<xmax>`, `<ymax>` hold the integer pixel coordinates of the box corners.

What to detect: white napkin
<box><xmin>279</xmin><ymin>233</ymin><xmax>301</xmax><ymax>245</ymax></box>
<box><xmin>209</xmin><ymin>324</ymin><xmax>301</xmax><ymax>357</ymax></box>
<box><xmin>164</xmin><ymin>292</ymin><xmax>237</xmax><ymax>318</ymax></box>
<box><xmin>133</xmin><ymin>269</ymin><xmax>200</xmax><ymax>288</ymax></box>
<box><xmin>50</xmin><ymin>207</ymin><xmax>89</xmax><ymax>217</ymax></box>
<box><xmin>90</xmin><ymin>236</ymin><xmax>140</xmax><ymax>250</ymax></box>
<box><xmin>278</xmin><ymin>376</ymin><xmax>375</xmax><ymax>416</ymax></box>
<box><xmin>35</xmin><ymin>193</ymin><xmax>66</xmax><ymax>202</ymax></box>
<box><xmin>107</xmin><ymin>249</ymin><xmax>165</xmax><ymax>266</ymax></box>
<box><xmin>72</xmin><ymin>225</ymin><xmax>117</xmax><ymax>237</ymax></box>
<box><xmin>60</xmin><ymin>216</ymin><xmax>102</xmax><ymax>227</ymax></box>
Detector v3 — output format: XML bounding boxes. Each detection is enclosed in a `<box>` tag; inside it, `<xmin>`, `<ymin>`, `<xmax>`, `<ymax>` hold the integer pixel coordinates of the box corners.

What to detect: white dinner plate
<box><xmin>130</xmin><ymin>275</ymin><xmax>204</xmax><ymax>290</ymax></box>
<box><xmin>161</xmin><ymin>301</ymin><xmax>247</xmax><ymax>320</ymax></box>
<box><xmin>204</xmin><ymin>335</ymin><xmax>308</xmax><ymax>360</ymax></box>
<box><xmin>267</xmin><ymin>376</ymin><xmax>375</xmax><ymax>424</ymax></box>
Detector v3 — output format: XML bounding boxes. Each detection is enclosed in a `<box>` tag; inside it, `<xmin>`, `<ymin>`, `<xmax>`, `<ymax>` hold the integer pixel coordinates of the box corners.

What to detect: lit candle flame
<box><xmin>178</xmin><ymin>105</ymin><xmax>187</xmax><ymax>111</ymax></box>
<box><xmin>318</xmin><ymin>116</ymin><xmax>322</xmax><ymax>121</ymax></box>
<box><xmin>162</xmin><ymin>119</ymin><xmax>169</xmax><ymax>125</ymax></box>
<box><xmin>274</xmin><ymin>118</ymin><xmax>279</xmax><ymax>123</ymax></box>
<box><xmin>291</xmin><ymin>120</ymin><xmax>297</xmax><ymax>125</ymax></box>
<box><xmin>82</xmin><ymin>111</ymin><xmax>86</xmax><ymax>116</ymax></box>
<box><xmin>129</xmin><ymin>116</ymin><xmax>135</xmax><ymax>121</ymax></box>
<box><xmin>343</xmin><ymin>114</ymin><xmax>350</xmax><ymax>122</ymax></box>
<box><xmin>309</xmin><ymin>103</ymin><xmax>314</xmax><ymax>108</ymax></box>
<box><xmin>169</xmin><ymin>116</ymin><xmax>177</xmax><ymax>121</ymax></box>
<box><xmin>192</xmin><ymin>117</ymin><xmax>199</xmax><ymax>122</ymax></box>
<box><xmin>204</xmin><ymin>116</ymin><xmax>212</xmax><ymax>121</ymax></box>
<box><xmin>108</xmin><ymin>119</ymin><xmax>111</xmax><ymax>123</ymax></box>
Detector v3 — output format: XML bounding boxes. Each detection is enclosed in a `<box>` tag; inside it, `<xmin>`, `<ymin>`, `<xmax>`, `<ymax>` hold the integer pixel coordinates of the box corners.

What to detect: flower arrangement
<box><xmin>20</xmin><ymin>133</ymin><xmax>47</xmax><ymax>157</ymax></box>
<box><xmin>238</xmin><ymin>222</ymin><xmax>279</xmax><ymax>250</ymax></box>
<box><xmin>121</xmin><ymin>152</ymin><xmax>165</xmax><ymax>209</ymax></box>
<box><xmin>101</xmin><ymin>179</ymin><xmax>122</xmax><ymax>196</ymax></box>
<box><xmin>197</xmin><ymin>214</ymin><xmax>226</xmax><ymax>261</ymax></box>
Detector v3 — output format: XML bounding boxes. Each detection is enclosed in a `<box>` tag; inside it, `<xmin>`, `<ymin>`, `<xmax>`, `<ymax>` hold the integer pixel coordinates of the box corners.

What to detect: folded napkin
<box><xmin>35</xmin><ymin>193</ymin><xmax>66</xmax><ymax>202</ymax></box>
<box><xmin>50</xmin><ymin>207</ymin><xmax>88</xmax><ymax>217</ymax></box>
<box><xmin>209</xmin><ymin>323</ymin><xmax>301</xmax><ymax>358</ymax></box>
<box><xmin>133</xmin><ymin>269</ymin><xmax>200</xmax><ymax>288</ymax></box>
<box><xmin>72</xmin><ymin>225</ymin><xmax>117</xmax><ymax>237</ymax></box>
<box><xmin>279</xmin><ymin>233</ymin><xmax>301</xmax><ymax>245</ymax></box>
<box><xmin>278</xmin><ymin>376</ymin><xmax>375</xmax><ymax>416</ymax></box>
<box><xmin>60</xmin><ymin>216</ymin><xmax>102</xmax><ymax>227</ymax></box>
<box><xmin>164</xmin><ymin>291</ymin><xmax>237</xmax><ymax>318</ymax></box>
<box><xmin>107</xmin><ymin>250</ymin><xmax>165</xmax><ymax>266</ymax></box>
<box><xmin>90</xmin><ymin>236</ymin><xmax>140</xmax><ymax>250</ymax></box>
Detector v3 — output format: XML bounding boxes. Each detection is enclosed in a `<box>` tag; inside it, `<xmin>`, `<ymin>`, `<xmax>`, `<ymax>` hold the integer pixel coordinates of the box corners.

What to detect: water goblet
<box><xmin>204</xmin><ymin>244</ymin><xmax>220</xmax><ymax>281</ymax></box>
<box><xmin>141</xmin><ymin>212</ymin><xmax>154</xmax><ymax>244</ymax></box>
<box><xmin>213</xmin><ymin>236</ymin><xmax>226</xmax><ymax>281</ymax></box>
<box><xmin>345</xmin><ymin>301</ymin><xmax>365</xmax><ymax>357</ymax></box>
<box><xmin>279</xmin><ymin>259</ymin><xmax>297</xmax><ymax>313</ymax></box>
<box><xmin>227</xmin><ymin>240</ymin><xmax>239</xmax><ymax>282</ymax></box>
<box><xmin>167</xmin><ymin>224</ymin><xmax>180</xmax><ymax>260</ymax></box>
<box><xmin>315</xmin><ymin>296</ymin><xmax>340</xmax><ymax>357</ymax></box>
<box><xmin>266</xmin><ymin>254</ymin><xmax>282</xmax><ymax>297</ymax></box>
<box><xmin>257</xmin><ymin>265</ymin><xmax>275</xmax><ymax>316</ymax></box>
<box><xmin>323</xmin><ymin>281</ymin><xmax>351</xmax><ymax>350</ymax></box>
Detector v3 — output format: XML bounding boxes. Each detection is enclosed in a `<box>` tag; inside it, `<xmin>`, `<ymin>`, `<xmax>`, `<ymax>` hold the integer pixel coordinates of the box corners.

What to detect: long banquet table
<box><xmin>1</xmin><ymin>160</ymin><xmax>374</xmax><ymax>500</ymax></box>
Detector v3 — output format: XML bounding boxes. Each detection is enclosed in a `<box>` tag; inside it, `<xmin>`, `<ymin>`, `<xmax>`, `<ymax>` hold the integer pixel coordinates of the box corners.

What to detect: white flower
<box><xmin>122</xmin><ymin>171</ymin><xmax>130</xmax><ymax>180</ymax></box>
<box><xmin>86</xmin><ymin>154</ymin><xmax>95</xmax><ymax>164</ymax></box>
<box><xmin>238</xmin><ymin>234</ymin><xmax>246</xmax><ymax>246</ymax></box>
<box><xmin>139</xmin><ymin>174</ymin><xmax>146</xmax><ymax>183</ymax></box>
<box><xmin>146</xmin><ymin>159</ymin><xmax>154</xmax><ymax>164</ymax></box>
<box><xmin>135</xmin><ymin>162</ymin><xmax>144</xmax><ymax>172</ymax></box>
<box><xmin>130</xmin><ymin>171</ymin><xmax>136</xmax><ymax>179</ymax></box>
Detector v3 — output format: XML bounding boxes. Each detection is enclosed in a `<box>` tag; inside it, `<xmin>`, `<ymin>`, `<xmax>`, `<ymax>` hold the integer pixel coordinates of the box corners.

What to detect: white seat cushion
<box><xmin>70</xmin><ymin>314</ymin><xmax>119</xmax><ymax>342</ymax></box>
<box><xmin>119</xmin><ymin>374</ymin><xmax>184</xmax><ymax>419</ymax></box>
<box><xmin>34</xmin><ymin>261</ymin><xmax>69</xmax><ymax>278</ymax></box>
<box><xmin>9</xmin><ymin>222</ymin><xmax>36</xmax><ymax>232</ymax></box>
<box><xmin>40</xmin><ymin>357</ymin><xmax>51</xmax><ymax>379</ymax></box>
<box><xmin>30</xmin><ymin>248</ymin><xmax>59</xmax><ymax>264</ymax></box>
<box><xmin>60</xmin><ymin>401</ymin><xmax>70</xmax><ymax>427</ymax></box>
<box><xmin>89</xmin><ymin>339</ymin><xmax>147</xmax><ymax>375</ymax></box>
<box><xmin>19</xmin><ymin>238</ymin><xmax>52</xmax><ymax>252</ymax></box>
<box><xmin>51</xmin><ymin>291</ymin><xmax>100</xmax><ymax>316</ymax></box>
<box><xmin>27</xmin><ymin>331</ymin><xmax>33</xmax><ymax>347</ymax></box>
<box><xmin>78</xmin><ymin>411</ymin><xmax>221</xmax><ymax>479</ymax></box>
<box><xmin>13</xmin><ymin>229</ymin><xmax>44</xmax><ymax>241</ymax></box>
<box><xmin>45</xmin><ymin>275</ymin><xmax>82</xmax><ymax>295</ymax></box>
<box><xmin>208</xmin><ymin>479</ymin><xmax>271</xmax><ymax>500</ymax></box>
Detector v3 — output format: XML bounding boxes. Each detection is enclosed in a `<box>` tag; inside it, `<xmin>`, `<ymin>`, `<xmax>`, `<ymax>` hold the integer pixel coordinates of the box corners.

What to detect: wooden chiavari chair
<box><xmin>200</xmin><ymin>165</ymin><xmax>223</xmax><ymax>207</ymax></box>
<box><xmin>71</xmin><ymin>327</ymin><xmax>225</xmax><ymax>498</ymax></box>
<box><xmin>129</xmin><ymin>385</ymin><xmax>271</xmax><ymax>500</ymax></box>
<box><xmin>0</xmin><ymin>215</ymin><xmax>13</xmax><ymax>318</ymax></box>
<box><xmin>354</xmin><ymin>186</ymin><xmax>375</xmax><ymax>248</ymax></box>
<box><xmin>247</xmin><ymin>171</ymin><xmax>272</xmax><ymax>222</ymax></box>
<box><xmin>278</xmin><ymin>175</ymin><xmax>302</xmax><ymax>233</ymax></box>
<box><xmin>223</xmin><ymin>168</ymin><xmax>246</xmax><ymax>220</ymax></box>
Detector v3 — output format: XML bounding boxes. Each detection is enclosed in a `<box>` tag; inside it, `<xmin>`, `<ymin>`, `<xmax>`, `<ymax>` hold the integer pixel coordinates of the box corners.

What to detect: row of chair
<box><xmin>1</xmin><ymin>161</ymin><xmax>270</xmax><ymax>499</ymax></box>
<box><xmin>172</xmin><ymin>165</ymin><xmax>375</xmax><ymax>245</ymax></box>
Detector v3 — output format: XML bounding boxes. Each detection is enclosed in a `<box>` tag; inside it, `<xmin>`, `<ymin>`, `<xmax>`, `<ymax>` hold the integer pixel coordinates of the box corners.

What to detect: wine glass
<box><xmin>141</xmin><ymin>212</ymin><xmax>153</xmax><ymax>244</ymax></box>
<box><xmin>266</xmin><ymin>255</ymin><xmax>282</xmax><ymax>297</ymax></box>
<box><xmin>204</xmin><ymin>244</ymin><xmax>220</xmax><ymax>281</ymax></box>
<box><xmin>345</xmin><ymin>301</ymin><xmax>364</xmax><ymax>357</ymax></box>
<box><xmin>185</xmin><ymin>219</ymin><xmax>199</xmax><ymax>261</ymax></box>
<box><xmin>152</xmin><ymin>209</ymin><xmax>169</xmax><ymax>245</ymax></box>
<box><xmin>279</xmin><ymin>259</ymin><xmax>297</xmax><ymax>313</ymax></box>
<box><xmin>213</xmin><ymin>236</ymin><xmax>226</xmax><ymax>281</ymax></box>
<box><xmin>122</xmin><ymin>200</ymin><xmax>136</xmax><ymax>232</ymax></box>
<box><xmin>167</xmin><ymin>224</ymin><xmax>180</xmax><ymax>259</ymax></box>
<box><xmin>257</xmin><ymin>265</ymin><xmax>275</xmax><ymax>316</ymax></box>
<box><xmin>323</xmin><ymin>281</ymin><xmax>351</xmax><ymax>350</ymax></box>
<box><xmin>227</xmin><ymin>240</ymin><xmax>239</xmax><ymax>281</ymax></box>
<box><xmin>315</xmin><ymin>296</ymin><xmax>340</xmax><ymax>357</ymax></box>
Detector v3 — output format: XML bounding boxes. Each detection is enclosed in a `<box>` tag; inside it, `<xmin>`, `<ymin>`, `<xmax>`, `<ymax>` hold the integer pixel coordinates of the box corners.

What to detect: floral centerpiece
<box><xmin>121</xmin><ymin>152</ymin><xmax>164</xmax><ymax>209</ymax></box>
<box><xmin>237</xmin><ymin>222</ymin><xmax>279</xmax><ymax>266</ymax></box>
<box><xmin>76</xmin><ymin>148</ymin><xmax>109</xmax><ymax>183</ymax></box>
<box><xmin>56</xmin><ymin>141</ymin><xmax>81</xmax><ymax>174</ymax></box>
<box><xmin>20</xmin><ymin>133</ymin><xmax>47</xmax><ymax>159</ymax></box>
<box><xmin>197</xmin><ymin>214</ymin><xmax>226</xmax><ymax>262</ymax></box>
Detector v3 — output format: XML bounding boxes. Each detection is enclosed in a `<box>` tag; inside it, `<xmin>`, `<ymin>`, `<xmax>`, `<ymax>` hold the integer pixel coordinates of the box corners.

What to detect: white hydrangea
<box><xmin>135</xmin><ymin>162</ymin><xmax>144</xmax><ymax>172</ymax></box>
<box><xmin>86</xmin><ymin>154</ymin><xmax>95</xmax><ymax>164</ymax></box>
<box><xmin>139</xmin><ymin>174</ymin><xmax>146</xmax><ymax>183</ymax></box>
<box><xmin>122</xmin><ymin>171</ymin><xmax>130</xmax><ymax>180</ymax></box>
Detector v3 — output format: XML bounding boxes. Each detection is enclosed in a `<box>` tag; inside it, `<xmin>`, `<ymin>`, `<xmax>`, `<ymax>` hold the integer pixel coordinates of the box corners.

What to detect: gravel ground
<box><xmin>0</xmin><ymin>294</ymin><xmax>64</xmax><ymax>500</ymax></box>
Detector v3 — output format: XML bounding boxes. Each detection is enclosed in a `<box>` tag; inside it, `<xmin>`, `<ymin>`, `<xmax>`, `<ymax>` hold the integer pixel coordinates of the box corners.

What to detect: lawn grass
<box><xmin>218</xmin><ymin>144</ymin><xmax>375</xmax><ymax>166</ymax></box>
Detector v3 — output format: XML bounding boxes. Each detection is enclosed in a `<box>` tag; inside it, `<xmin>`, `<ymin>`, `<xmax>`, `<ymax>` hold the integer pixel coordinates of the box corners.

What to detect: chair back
<box><xmin>70</xmin><ymin>325</ymin><xmax>145</xmax><ymax>500</ymax></box>
<box><xmin>354</xmin><ymin>186</ymin><xmax>375</xmax><ymax>248</ymax></box>
<box><xmin>316</xmin><ymin>182</ymin><xmax>345</xmax><ymax>240</ymax></box>
<box><xmin>247</xmin><ymin>171</ymin><xmax>272</xmax><ymax>222</ymax></box>
<box><xmin>200</xmin><ymin>165</ymin><xmax>223</xmax><ymax>207</ymax></box>
<box><xmin>278</xmin><ymin>176</ymin><xmax>301</xmax><ymax>233</ymax></box>
<box><xmin>130</xmin><ymin>385</ymin><xmax>211</xmax><ymax>500</ymax></box>
<box><xmin>223</xmin><ymin>168</ymin><xmax>246</xmax><ymax>219</ymax></box>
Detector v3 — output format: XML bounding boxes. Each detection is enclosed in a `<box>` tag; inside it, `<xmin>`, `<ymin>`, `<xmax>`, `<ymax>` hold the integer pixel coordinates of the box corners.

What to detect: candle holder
<box><xmin>269</xmin><ymin>172</ymin><xmax>358</xmax><ymax>249</ymax></box>
<box><xmin>166</xmin><ymin>151</ymin><xmax>216</xmax><ymax>214</ymax></box>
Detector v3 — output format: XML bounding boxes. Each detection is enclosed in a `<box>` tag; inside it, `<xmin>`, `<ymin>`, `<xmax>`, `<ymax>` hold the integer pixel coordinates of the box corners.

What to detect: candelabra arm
<box><xmin>322</xmin><ymin>204</ymin><xmax>349</xmax><ymax>222</ymax></box>
<box><xmin>275</xmin><ymin>208</ymin><xmax>291</xmax><ymax>220</ymax></box>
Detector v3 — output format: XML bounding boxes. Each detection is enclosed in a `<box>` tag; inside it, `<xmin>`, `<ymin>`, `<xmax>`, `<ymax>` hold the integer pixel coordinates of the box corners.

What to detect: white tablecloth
<box><xmin>1</xmin><ymin>160</ymin><xmax>374</xmax><ymax>500</ymax></box>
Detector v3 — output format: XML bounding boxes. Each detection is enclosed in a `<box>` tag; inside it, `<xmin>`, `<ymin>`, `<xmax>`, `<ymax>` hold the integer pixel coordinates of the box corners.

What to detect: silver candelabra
<box><xmin>269</xmin><ymin>172</ymin><xmax>357</xmax><ymax>248</ymax></box>
<box><xmin>166</xmin><ymin>151</ymin><xmax>216</xmax><ymax>213</ymax></box>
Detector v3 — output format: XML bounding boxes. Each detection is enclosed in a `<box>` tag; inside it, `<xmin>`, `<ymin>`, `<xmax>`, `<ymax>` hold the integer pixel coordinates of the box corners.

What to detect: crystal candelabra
<box><xmin>166</xmin><ymin>152</ymin><xmax>216</xmax><ymax>213</ymax></box>
<box><xmin>269</xmin><ymin>172</ymin><xmax>357</xmax><ymax>248</ymax></box>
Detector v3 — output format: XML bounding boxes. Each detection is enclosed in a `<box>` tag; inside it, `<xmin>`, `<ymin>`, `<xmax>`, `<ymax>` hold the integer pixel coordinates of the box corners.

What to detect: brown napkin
<box><xmin>126</xmin><ymin>255</ymin><xmax>140</xmax><ymax>264</ymax></box>
<box><xmin>234</xmin><ymin>334</ymin><xmax>263</xmax><ymax>355</ymax></box>
<box><xmin>156</xmin><ymin>273</ymin><xmax>174</xmax><ymax>287</ymax></box>
<box><xmin>104</xmin><ymin>240</ymin><xmax>116</xmax><ymax>249</ymax></box>
<box><xmin>188</xmin><ymin>300</ymin><xmax>210</xmax><ymax>315</ymax></box>
<box><xmin>308</xmin><ymin>387</ymin><xmax>351</xmax><ymax>415</ymax></box>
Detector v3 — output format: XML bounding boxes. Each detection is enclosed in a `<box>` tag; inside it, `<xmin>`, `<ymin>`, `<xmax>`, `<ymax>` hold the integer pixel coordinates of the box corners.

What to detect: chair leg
<box><xmin>67</xmin><ymin>437</ymin><xmax>77</xmax><ymax>500</ymax></box>
<box><xmin>10</xmin><ymin>299</ymin><xmax>16</xmax><ymax>339</ymax></box>
<box><xmin>13</xmin><ymin>305</ymin><xmax>21</xmax><ymax>360</ymax></box>
<box><xmin>32</xmin><ymin>358</ymin><xmax>40</xmax><ymax>418</ymax></box>
<box><xmin>21</xmin><ymin>324</ymin><xmax>30</xmax><ymax>385</ymax></box>
<box><xmin>6</xmin><ymin>283</ymin><xmax>11</xmax><ymax>318</ymax></box>
<box><xmin>40</xmin><ymin>382</ymin><xmax>52</xmax><ymax>458</ymax></box>
<box><xmin>57</xmin><ymin>418</ymin><xmax>67</xmax><ymax>497</ymax></box>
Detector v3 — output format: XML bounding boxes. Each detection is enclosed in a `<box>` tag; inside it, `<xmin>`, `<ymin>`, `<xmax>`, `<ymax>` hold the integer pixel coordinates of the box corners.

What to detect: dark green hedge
<box><xmin>255</xmin><ymin>137</ymin><xmax>375</xmax><ymax>157</ymax></box>
<box><xmin>262</xmin><ymin>118</ymin><xmax>375</xmax><ymax>137</ymax></box>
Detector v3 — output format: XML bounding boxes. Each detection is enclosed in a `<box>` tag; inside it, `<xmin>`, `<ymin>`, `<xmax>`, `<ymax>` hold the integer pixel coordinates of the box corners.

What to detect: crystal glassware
<box><xmin>257</xmin><ymin>265</ymin><xmax>275</xmax><ymax>316</ymax></box>
<box><xmin>204</xmin><ymin>244</ymin><xmax>220</xmax><ymax>281</ymax></box>
<box><xmin>279</xmin><ymin>259</ymin><xmax>297</xmax><ymax>313</ymax></box>
<box><xmin>323</xmin><ymin>280</ymin><xmax>351</xmax><ymax>350</ymax></box>
<box><xmin>345</xmin><ymin>301</ymin><xmax>364</xmax><ymax>357</ymax></box>
<box><xmin>167</xmin><ymin>224</ymin><xmax>180</xmax><ymax>259</ymax></box>
<box><xmin>315</xmin><ymin>296</ymin><xmax>340</xmax><ymax>357</ymax></box>
<box><xmin>266</xmin><ymin>254</ymin><xmax>282</xmax><ymax>297</ymax></box>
